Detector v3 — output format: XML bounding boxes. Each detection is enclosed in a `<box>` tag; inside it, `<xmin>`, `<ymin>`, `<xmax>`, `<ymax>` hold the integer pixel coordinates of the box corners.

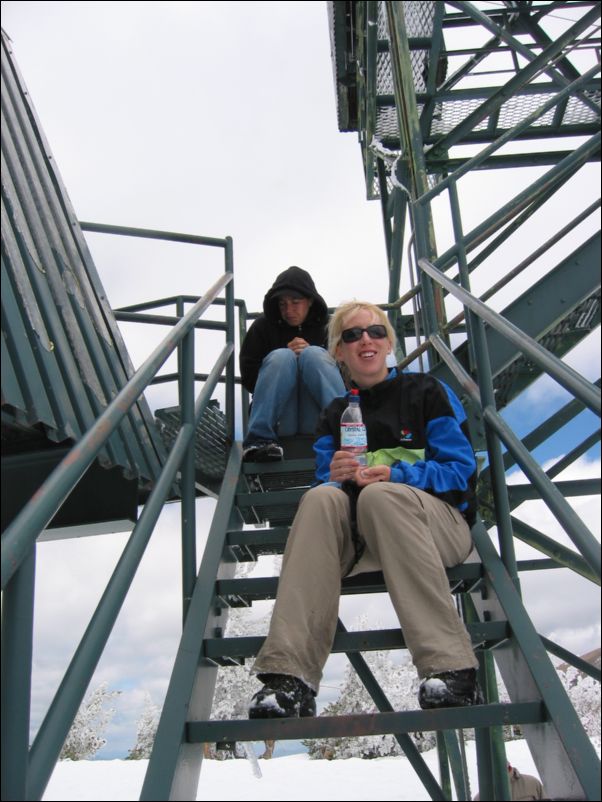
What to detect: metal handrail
<box><xmin>2</xmin><ymin>214</ymin><xmax>238</xmax><ymax>800</ymax></box>
<box><xmin>25</xmin><ymin>342</ymin><xmax>234</xmax><ymax>800</ymax></box>
<box><xmin>1</xmin><ymin>271</ymin><xmax>233</xmax><ymax>591</ymax></box>
<box><xmin>429</xmin><ymin>333</ymin><xmax>601</xmax><ymax>582</ymax></box>
<box><xmin>420</xmin><ymin>259</ymin><xmax>601</xmax><ymax>417</ymax></box>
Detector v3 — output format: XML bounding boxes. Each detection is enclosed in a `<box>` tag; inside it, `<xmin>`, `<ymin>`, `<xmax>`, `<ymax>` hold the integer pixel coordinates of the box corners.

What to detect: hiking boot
<box><xmin>242</xmin><ymin>442</ymin><xmax>284</xmax><ymax>463</ymax></box>
<box><xmin>418</xmin><ymin>668</ymin><xmax>483</xmax><ymax>710</ymax></box>
<box><xmin>249</xmin><ymin>673</ymin><xmax>316</xmax><ymax>719</ymax></box>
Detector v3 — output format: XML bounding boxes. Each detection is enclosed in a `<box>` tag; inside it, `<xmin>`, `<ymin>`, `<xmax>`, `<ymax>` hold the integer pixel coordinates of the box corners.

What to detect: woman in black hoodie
<box><xmin>240</xmin><ymin>266</ymin><xmax>345</xmax><ymax>461</ymax></box>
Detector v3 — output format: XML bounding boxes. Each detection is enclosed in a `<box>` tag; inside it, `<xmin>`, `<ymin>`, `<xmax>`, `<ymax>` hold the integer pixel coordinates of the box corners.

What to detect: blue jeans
<box><xmin>244</xmin><ymin>346</ymin><xmax>345</xmax><ymax>446</ymax></box>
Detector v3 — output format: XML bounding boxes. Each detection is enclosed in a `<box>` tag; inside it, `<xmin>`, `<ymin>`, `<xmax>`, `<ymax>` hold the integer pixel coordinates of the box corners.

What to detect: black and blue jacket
<box><xmin>314</xmin><ymin>369</ymin><xmax>477</xmax><ymax>525</ymax></box>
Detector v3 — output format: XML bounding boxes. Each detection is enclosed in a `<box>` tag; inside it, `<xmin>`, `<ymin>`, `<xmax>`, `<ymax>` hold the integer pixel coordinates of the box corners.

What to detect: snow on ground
<box><xmin>43</xmin><ymin>739</ymin><xmax>548</xmax><ymax>801</ymax></box>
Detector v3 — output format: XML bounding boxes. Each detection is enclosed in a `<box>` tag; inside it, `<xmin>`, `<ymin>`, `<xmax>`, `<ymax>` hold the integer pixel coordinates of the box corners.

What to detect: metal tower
<box><xmin>1</xmin><ymin>3</ymin><xmax>600</xmax><ymax>800</ymax></box>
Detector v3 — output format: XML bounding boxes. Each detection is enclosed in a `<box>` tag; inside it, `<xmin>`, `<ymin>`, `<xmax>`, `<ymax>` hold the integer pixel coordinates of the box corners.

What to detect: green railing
<box><xmin>420</xmin><ymin>260</ymin><xmax>601</xmax><ymax>580</ymax></box>
<box><xmin>1</xmin><ymin>225</ymin><xmax>236</xmax><ymax>801</ymax></box>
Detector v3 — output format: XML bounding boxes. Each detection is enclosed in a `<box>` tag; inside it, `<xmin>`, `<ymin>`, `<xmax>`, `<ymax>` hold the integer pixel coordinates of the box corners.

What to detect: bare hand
<box><xmin>355</xmin><ymin>464</ymin><xmax>391</xmax><ymax>487</ymax></box>
<box><xmin>288</xmin><ymin>337</ymin><xmax>310</xmax><ymax>355</ymax></box>
<box><xmin>329</xmin><ymin>450</ymin><xmax>360</xmax><ymax>483</ymax></box>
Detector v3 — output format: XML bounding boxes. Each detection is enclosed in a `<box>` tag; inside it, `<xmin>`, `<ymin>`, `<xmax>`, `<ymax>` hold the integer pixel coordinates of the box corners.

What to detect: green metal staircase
<box><xmin>140</xmin><ymin>4</ymin><xmax>600</xmax><ymax>800</ymax></box>
<box><xmin>1</xmin><ymin>3</ymin><xmax>600</xmax><ymax>801</ymax></box>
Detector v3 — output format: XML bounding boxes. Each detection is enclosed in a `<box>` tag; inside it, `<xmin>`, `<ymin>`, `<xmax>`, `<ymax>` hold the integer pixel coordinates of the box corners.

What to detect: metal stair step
<box><xmin>186</xmin><ymin>701</ymin><xmax>546</xmax><ymax>743</ymax></box>
<box><xmin>215</xmin><ymin>559</ymin><xmax>560</xmax><ymax>606</ymax></box>
<box><xmin>226</xmin><ymin>526</ymin><xmax>289</xmax><ymax>560</ymax></box>
<box><xmin>203</xmin><ymin>621</ymin><xmax>509</xmax><ymax>665</ymax></box>
<box><xmin>215</xmin><ymin>564</ymin><xmax>485</xmax><ymax>607</ymax></box>
<box><xmin>241</xmin><ymin>458</ymin><xmax>315</xmax><ymax>476</ymax></box>
<box><xmin>235</xmin><ymin>487</ymin><xmax>308</xmax><ymax>526</ymax></box>
<box><xmin>236</xmin><ymin>488</ymin><xmax>308</xmax><ymax>509</ymax></box>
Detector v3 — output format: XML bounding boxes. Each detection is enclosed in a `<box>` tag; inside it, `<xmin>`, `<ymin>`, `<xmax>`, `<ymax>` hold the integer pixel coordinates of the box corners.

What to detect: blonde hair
<box><xmin>328</xmin><ymin>301</ymin><xmax>397</xmax><ymax>360</ymax></box>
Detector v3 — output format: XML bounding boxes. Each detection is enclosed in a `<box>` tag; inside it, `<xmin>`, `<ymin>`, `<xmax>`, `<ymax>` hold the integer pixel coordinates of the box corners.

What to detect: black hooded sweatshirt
<box><xmin>240</xmin><ymin>266</ymin><xmax>329</xmax><ymax>393</ymax></box>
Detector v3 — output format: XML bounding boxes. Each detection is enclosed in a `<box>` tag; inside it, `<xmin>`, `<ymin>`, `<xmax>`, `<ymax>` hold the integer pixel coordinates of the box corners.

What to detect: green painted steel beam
<box><xmin>509</xmin><ymin>516</ymin><xmax>600</xmax><ymax>585</ymax></box>
<box><xmin>1</xmin><ymin>548</ymin><xmax>35</xmax><ymax>802</ymax></box>
<box><xmin>114</xmin><ymin>310</ymin><xmax>227</xmax><ymax>330</ymax></box>
<box><xmin>507</xmin><ymin>478</ymin><xmax>601</xmax><ymax>505</ymax></box>
<box><xmin>214</xmin><ymin>559</ymin><xmax>555</xmax><ymax>604</ymax></box>
<box><xmin>421</xmin><ymin>248</ymin><xmax>601</xmax><ymax>417</ymax></box>
<box><xmin>483</xmin><ymin>408</ymin><xmax>601</xmax><ymax>581</ymax></box>
<box><xmin>464</xmin><ymin>600</ymin><xmax>512</xmax><ymax>801</ymax></box>
<box><xmin>437</xmin><ymin>2</ymin><xmax>601</xmax><ymax>156</ymax></box>
<box><xmin>470</xmin><ymin>521</ymin><xmax>601</xmax><ymax>798</ymax></box>
<box><xmin>540</xmin><ymin>636</ymin><xmax>601</xmax><ymax>683</ymax></box>
<box><xmin>442</xmin><ymin>730</ymin><xmax>469</xmax><ymax>801</ymax></box>
<box><xmin>80</xmin><ymin>220</ymin><xmax>228</xmax><ymax>248</ymax></box>
<box><xmin>418</xmin><ymin>2</ymin><xmax>446</xmax><ymax>141</ymax></box>
<box><xmin>436</xmin><ymin>733</ymin><xmax>452</xmax><ymax>800</ymax></box>
<box><xmin>433</xmin><ymin>135</ymin><xmax>600</xmax><ymax>275</ymax></box>
<box><xmin>427</xmin><ymin>150</ymin><xmax>600</xmax><ymax>172</ymax></box>
<box><xmin>186</xmin><ymin>702</ymin><xmax>546</xmax><ymax>743</ymax></box>
<box><xmin>335</xmin><ymin>618</ymin><xmax>447</xmax><ymax>802</ymax></box>
<box><xmin>203</xmin><ymin>621</ymin><xmax>509</xmax><ymax>661</ymax></box>
<box><xmin>235</xmin><ymin>488</ymin><xmax>307</xmax><ymax>509</ymax></box>
<box><xmin>1</xmin><ymin>272</ymin><xmax>233</xmax><ymax>590</ymax></box>
<box><xmin>376</xmin><ymin>78</ymin><xmax>601</xmax><ymax>108</ymax></box>
<box><xmin>490</xmin><ymin>384</ymin><xmax>601</xmax><ymax>477</ymax></box>
<box><xmin>385</xmin><ymin>1</ymin><xmax>444</xmax><ymax>340</ymax></box>
<box><xmin>418</xmin><ymin>64</ymin><xmax>601</xmax><ymax>205</ymax></box>
<box><xmin>441</xmin><ymin>4</ymin><xmax>590</xmax><ymax>28</ymax></box>
<box><xmin>140</xmin><ymin>444</ymin><xmax>243</xmax><ymax>801</ymax></box>
<box><xmin>546</xmin><ymin>429</ymin><xmax>601</xmax><ymax>480</ymax></box>
<box><xmin>241</xmin><ymin>458</ymin><xmax>314</xmax><ymax>475</ymax></box>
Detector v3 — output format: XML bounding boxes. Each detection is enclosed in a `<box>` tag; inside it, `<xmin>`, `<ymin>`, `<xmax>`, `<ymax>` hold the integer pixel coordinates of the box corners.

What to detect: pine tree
<box><xmin>304</xmin><ymin>616</ymin><xmax>436</xmax><ymax>759</ymax></box>
<box><xmin>59</xmin><ymin>682</ymin><xmax>120</xmax><ymax>761</ymax></box>
<box><xmin>559</xmin><ymin>665</ymin><xmax>601</xmax><ymax>745</ymax></box>
<box><xmin>127</xmin><ymin>693</ymin><xmax>160</xmax><ymax>760</ymax></box>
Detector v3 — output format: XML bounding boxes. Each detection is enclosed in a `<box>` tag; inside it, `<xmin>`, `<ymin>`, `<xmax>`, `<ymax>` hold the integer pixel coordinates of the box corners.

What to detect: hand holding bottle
<box><xmin>329</xmin><ymin>452</ymin><xmax>391</xmax><ymax>485</ymax></box>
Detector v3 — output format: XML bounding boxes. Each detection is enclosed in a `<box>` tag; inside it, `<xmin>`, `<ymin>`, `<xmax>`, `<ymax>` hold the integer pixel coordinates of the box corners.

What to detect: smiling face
<box><xmin>335</xmin><ymin>308</ymin><xmax>392</xmax><ymax>388</ymax></box>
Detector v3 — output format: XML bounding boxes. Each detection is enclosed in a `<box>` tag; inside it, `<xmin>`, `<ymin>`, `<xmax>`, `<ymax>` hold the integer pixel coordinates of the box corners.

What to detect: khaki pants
<box><xmin>253</xmin><ymin>483</ymin><xmax>477</xmax><ymax>691</ymax></box>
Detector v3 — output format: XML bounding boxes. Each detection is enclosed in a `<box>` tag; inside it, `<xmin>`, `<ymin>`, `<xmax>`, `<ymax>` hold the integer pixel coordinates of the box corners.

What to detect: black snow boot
<box><xmin>418</xmin><ymin>668</ymin><xmax>484</xmax><ymax>710</ymax></box>
<box><xmin>249</xmin><ymin>673</ymin><xmax>316</xmax><ymax>719</ymax></box>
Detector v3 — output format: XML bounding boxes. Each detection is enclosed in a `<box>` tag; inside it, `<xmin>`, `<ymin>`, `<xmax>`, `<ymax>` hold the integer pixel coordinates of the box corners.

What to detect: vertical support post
<box><xmin>1</xmin><ymin>546</ymin><xmax>35</xmax><ymax>802</ymax></box>
<box><xmin>365</xmin><ymin>0</ymin><xmax>379</xmax><ymax>199</ymax></box>
<box><xmin>238</xmin><ymin>301</ymin><xmax>250</xmax><ymax>436</ymax></box>
<box><xmin>225</xmin><ymin>236</ymin><xmax>235</xmax><ymax>444</ymax></box>
<box><xmin>470</xmin><ymin>316</ymin><xmax>520</xmax><ymax>587</ymax></box>
<box><xmin>386</xmin><ymin>2</ymin><xmax>447</xmax><ymax>346</ymax></box>
<box><xmin>442</xmin><ymin>729</ymin><xmax>469</xmax><ymax>800</ymax></box>
<box><xmin>464</xmin><ymin>594</ymin><xmax>511</xmax><ymax>800</ymax></box>
<box><xmin>179</xmin><ymin>298</ymin><xmax>197</xmax><ymax>621</ymax></box>
<box><xmin>436</xmin><ymin>731</ymin><xmax>453</xmax><ymax>800</ymax></box>
<box><xmin>484</xmin><ymin>651</ymin><xmax>512</xmax><ymax>800</ymax></box>
<box><xmin>448</xmin><ymin>182</ymin><xmax>477</xmax><ymax>374</ymax></box>
<box><xmin>473</xmin><ymin>650</ymin><xmax>496</xmax><ymax>800</ymax></box>
<box><xmin>390</xmin><ymin>177</ymin><xmax>408</xmax><ymax>304</ymax></box>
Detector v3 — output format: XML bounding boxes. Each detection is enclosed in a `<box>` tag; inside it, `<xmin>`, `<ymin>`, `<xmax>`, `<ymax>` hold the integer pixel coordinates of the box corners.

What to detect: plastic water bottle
<box><xmin>340</xmin><ymin>389</ymin><xmax>368</xmax><ymax>466</ymax></box>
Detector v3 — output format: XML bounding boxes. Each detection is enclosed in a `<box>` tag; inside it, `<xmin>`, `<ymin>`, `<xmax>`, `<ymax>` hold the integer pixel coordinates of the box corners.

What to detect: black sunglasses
<box><xmin>340</xmin><ymin>324</ymin><xmax>388</xmax><ymax>343</ymax></box>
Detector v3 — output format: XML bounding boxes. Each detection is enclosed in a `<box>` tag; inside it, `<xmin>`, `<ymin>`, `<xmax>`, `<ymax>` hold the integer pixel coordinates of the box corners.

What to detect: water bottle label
<box><xmin>341</xmin><ymin>423</ymin><xmax>367</xmax><ymax>450</ymax></box>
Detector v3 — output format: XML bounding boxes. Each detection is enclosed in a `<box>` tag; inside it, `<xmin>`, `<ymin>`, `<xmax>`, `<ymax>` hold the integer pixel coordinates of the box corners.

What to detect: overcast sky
<box><xmin>2</xmin><ymin>0</ymin><xmax>600</xmax><ymax>760</ymax></box>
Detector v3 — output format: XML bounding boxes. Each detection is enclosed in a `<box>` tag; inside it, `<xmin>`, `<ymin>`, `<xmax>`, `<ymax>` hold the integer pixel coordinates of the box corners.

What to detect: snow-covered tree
<box><xmin>127</xmin><ymin>693</ymin><xmax>160</xmax><ymax>760</ymax></box>
<box><xmin>559</xmin><ymin>665</ymin><xmax>601</xmax><ymax>745</ymax></box>
<box><xmin>304</xmin><ymin>617</ymin><xmax>436</xmax><ymax>759</ymax></box>
<box><xmin>59</xmin><ymin>682</ymin><xmax>120</xmax><ymax>761</ymax></box>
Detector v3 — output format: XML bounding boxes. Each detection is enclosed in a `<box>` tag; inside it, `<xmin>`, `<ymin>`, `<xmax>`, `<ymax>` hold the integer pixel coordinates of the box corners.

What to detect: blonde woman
<box><xmin>249</xmin><ymin>301</ymin><xmax>481</xmax><ymax>718</ymax></box>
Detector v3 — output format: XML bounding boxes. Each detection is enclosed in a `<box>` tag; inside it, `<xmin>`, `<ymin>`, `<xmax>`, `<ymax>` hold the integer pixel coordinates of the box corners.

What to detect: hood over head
<box><xmin>263</xmin><ymin>266</ymin><xmax>328</xmax><ymax>325</ymax></box>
